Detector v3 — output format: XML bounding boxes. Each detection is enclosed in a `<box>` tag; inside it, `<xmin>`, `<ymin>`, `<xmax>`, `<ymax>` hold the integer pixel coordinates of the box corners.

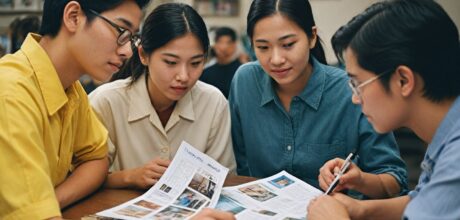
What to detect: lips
<box><xmin>108</xmin><ymin>62</ymin><xmax>123</xmax><ymax>72</ymax></box>
<box><xmin>270</xmin><ymin>67</ymin><xmax>292</xmax><ymax>78</ymax></box>
<box><xmin>171</xmin><ymin>86</ymin><xmax>187</xmax><ymax>94</ymax></box>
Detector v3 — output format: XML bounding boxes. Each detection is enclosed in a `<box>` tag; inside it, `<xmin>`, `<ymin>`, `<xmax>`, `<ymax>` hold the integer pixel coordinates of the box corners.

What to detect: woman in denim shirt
<box><xmin>229</xmin><ymin>0</ymin><xmax>407</xmax><ymax>199</ymax></box>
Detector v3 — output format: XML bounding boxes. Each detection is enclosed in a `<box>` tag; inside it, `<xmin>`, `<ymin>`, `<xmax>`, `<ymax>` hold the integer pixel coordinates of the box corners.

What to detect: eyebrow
<box><xmin>254</xmin><ymin>34</ymin><xmax>297</xmax><ymax>43</ymax></box>
<box><xmin>162</xmin><ymin>53</ymin><xmax>205</xmax><ymax>59</ymax></box>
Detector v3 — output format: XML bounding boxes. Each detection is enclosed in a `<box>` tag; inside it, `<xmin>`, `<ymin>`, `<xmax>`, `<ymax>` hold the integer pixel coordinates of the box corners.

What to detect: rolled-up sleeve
<box><xmin>72</xmin><ymin>87</ymin><xmax>108</xmax><ymax>167</ymax></box>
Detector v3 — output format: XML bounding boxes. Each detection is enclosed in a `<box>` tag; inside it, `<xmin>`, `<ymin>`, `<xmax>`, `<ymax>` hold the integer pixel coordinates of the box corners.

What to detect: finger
<box><xmin>319</xmin><ymin>164</ymin><xmax>336</xmax><ymax>183</ymax></box>
<box><xmin>318</xmin><ymin>174</ymin><xmax>330</xmax><ymax>191</ymax></box>
<box><xmin>153</xmin><ymin>158</ymin><xmax>171</xmax><ymax>167</ymax></box>
<box><xmin>333</xmin><ymin>166</ymin><xmax>341</xmax><ymax>176</ymax></box>
<box><xmin>139</xmin><ymin>177</ymin><xmax>157</xmax><ymax>189</ymax></box>
<box><xmin>151</xmin><ymin>164</ymin><xmax>168</xmax><ymax>175</ymax></box>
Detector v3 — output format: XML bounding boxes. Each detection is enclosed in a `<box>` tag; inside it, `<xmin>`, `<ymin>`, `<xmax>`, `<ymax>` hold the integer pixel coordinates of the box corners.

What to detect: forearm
<box><xmin>356</xmin><ymin>195</ymin><xmax>410</xmax><ymax>220</ymax></box>
<box><xmin>55</xmin><ymin>157</ymin><xmax>109</xmax><ymax>208</ymax></box>
<box><xmin>104</xmin><ymin>169</ymin><xmax>136</xmax><ymax>189</ymax></box>
<box><xmin>355</xmin><ymin>173</ymin><xmax>400</xmax><ymax>199</ymax></box>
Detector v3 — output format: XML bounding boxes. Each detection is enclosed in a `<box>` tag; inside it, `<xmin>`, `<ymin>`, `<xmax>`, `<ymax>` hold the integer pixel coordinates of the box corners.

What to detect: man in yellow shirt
<box><xmin>0</xmin><ymin>0</ymin><xmax>149</xmax><ymax>219</ymax></box>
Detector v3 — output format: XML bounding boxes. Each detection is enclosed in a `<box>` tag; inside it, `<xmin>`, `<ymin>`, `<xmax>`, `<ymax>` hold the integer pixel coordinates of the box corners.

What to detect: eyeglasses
<box><xmin>348</xmin><ymin>70</ymin><xmax>393</xmax><ymax>100</ymax></box>
<box><xmin>88</xmin><ymin>9</ymin><xmax>141</xmax><ymax>47</ymax></box>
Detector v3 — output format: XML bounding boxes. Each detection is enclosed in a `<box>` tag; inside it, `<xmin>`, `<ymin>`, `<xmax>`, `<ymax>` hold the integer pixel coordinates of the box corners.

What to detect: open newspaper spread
<box><xmin>94</xmin><ymin>141</ymin><xmax>322</xmax><ymax>220</ymax></box>
<box><xmin>97</xmin><ymin>141</ymin><xmax>229</xmax><ymax>219</ymax></box>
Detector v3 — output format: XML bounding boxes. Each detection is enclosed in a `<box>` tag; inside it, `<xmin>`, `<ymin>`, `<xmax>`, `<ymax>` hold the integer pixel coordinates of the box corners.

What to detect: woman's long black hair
<box><xmin>111</xmin><ymin>3</ymin><xmax>209</xmax><ymax>82</ymax></box>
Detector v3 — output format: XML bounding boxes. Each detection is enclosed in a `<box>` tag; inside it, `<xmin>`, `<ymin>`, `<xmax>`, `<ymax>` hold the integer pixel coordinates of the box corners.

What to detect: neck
<box><xmin>405</xmin><ymin>97</ymin><xmax>455</xmax><ymax>143</ymax></box>
<box><xmin>146</xmin><ymin>76</ymin><xmax>176</xmax><ymax>112</ymax></box>
<box><xmin>39</xmin><ymin>34</ymin><xmax>83</xmax><ymax>90</ymax></box>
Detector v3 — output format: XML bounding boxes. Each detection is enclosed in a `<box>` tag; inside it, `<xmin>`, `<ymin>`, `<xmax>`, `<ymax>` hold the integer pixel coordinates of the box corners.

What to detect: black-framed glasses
<box><xmin>348</xmin><ymin>69</ymin><xmax>393</xmax><ymax>100</ymax></box>
<box><xmin>88</xmin><ymin>9</ymin><xmax>140</xmax><ymax>47</ymax></box>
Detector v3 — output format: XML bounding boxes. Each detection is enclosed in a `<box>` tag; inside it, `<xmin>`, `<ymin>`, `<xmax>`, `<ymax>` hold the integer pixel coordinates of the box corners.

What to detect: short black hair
<box><xmin>39</xmin><ymin>0</ymin><xmax>150</xmax><ymax>37</ymax></box>
<box><xmin>332</xmin><ymin>0</ymin><xmax>460</xmax><ymax>102</ymax></box>
<box><xmin>214</xmin><ymin>27</ymin><xmax>237</xmax><ymax>42</ymax></box>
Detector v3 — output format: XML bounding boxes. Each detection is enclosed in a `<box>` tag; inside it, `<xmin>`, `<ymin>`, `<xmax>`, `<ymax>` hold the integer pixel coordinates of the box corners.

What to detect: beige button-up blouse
<box><xmin>89</xmin><ymin>75</ymin><xmax>236</xmax><ymax>173</ymax></box>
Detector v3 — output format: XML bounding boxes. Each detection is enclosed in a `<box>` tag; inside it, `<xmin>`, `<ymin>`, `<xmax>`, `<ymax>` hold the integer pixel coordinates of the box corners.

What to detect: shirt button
<box><xmin>161</xmin><ymin>148</ymin><xmax>168</xmax><ymax>153</ymax></box>
<box><xmin>287</xmin><ymin>145</ymin><xmax>292</xmax><ymax>151</ymax></box>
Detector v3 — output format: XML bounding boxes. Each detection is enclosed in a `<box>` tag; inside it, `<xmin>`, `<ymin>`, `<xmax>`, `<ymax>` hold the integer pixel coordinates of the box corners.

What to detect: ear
<box><xmin>62</xmin><ymin>1</ymin><xmax>85</xmax><ymax>33</ymax></box>
<box><xmin>138</xmin><ymin>45</ymin><xmax>149</xmax><ymax>66</ymax></box>
<box><xmin>309</xmin><ymin>26</ymin><xmax>318</xmax><ymax>49</ymax></box>
<box><xmin>395</xmin><ymin>65</ymin><xmax>415</xmax><ymax>97</ymax></box>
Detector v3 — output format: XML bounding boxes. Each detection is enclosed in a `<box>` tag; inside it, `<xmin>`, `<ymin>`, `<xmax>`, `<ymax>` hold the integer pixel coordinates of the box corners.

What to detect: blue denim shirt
<box><xmin>229</xmin><ymin>58</ymin><xmax>408</xmax><ymax>196</ymax></box>
<box><xmin>404</xmin><ymin>96</ymin><xmax>460</xmax><ymax>219</ymax></box>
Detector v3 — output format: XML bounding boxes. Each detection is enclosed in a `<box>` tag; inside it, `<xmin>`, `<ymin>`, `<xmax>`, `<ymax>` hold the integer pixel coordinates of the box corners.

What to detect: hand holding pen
<box><xmin>318</xmin><ymin>153</ymin><xmax>363</xmax><ymax>194</ymax></box>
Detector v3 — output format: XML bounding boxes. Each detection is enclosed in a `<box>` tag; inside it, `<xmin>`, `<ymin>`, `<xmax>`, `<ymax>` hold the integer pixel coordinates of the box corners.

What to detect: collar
<box><xmin>21</xmin><ymin>33</ymin><xmax>71</xmax><ymax>116</ymax></box>
<box><xmin>260</xmin><ymin>57</ymin><xmax>325</xmax><ymax>111</ymax></box>
<box><xmin>427</xmin><ymin>96</ymin><xmax>460</xmax><ymax>156</ymax></box>
<box><xmin>127</xmin><ymin>74</ymin><xmax>195</xmax><ymax>122</ymax></box>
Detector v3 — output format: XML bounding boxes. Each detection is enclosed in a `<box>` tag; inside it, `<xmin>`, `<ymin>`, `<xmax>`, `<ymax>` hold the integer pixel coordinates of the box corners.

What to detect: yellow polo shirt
<box><xmin>0</xmin><ymin>34</ymin><xmax>108</xmax><ymax>219</ymax></box>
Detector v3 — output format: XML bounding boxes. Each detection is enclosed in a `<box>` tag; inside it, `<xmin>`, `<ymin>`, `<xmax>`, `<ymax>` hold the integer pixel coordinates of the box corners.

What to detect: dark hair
<box><xmin>39</xmin><ymin>0</ymin><xmax>150</xmax><ymax>37</ymax></box>
<box><xmin>332</xmin><ymin>0</ymin><xmax>460</xmax><ymax>102</ymax></box>
<box><xmin>11</xmin><ymin>16</ymin><xmax>40</xmax><ymax>53</ymax></box>
<box><xmin>246</xmin><ymin>0</ymin><xmax>327</xmax><ymax>64</ymax></box>
<box><xmin>112</xmin><ymin>3</ymin><xmax>210</xmax><ymax>82</ymax></box>
<box><xmin>215</xmin><ymin>26</ymin><xmax>237</xmax><ymax>42</ymax></box>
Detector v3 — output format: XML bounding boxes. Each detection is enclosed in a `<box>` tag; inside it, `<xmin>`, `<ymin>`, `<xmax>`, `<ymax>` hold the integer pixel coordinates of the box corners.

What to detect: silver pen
<box><xmin>324</xmin><ymin>152</ymin><xmax>354</xmax><ymax>195</ymax></box>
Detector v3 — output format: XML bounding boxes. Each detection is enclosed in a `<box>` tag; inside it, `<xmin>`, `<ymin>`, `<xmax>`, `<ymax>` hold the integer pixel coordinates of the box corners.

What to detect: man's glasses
<box><xmin>348</xmin><ymin>70</ymin><xmax>393</xmax><ymax>100</ymax></box>
<box><xmin>88</xmin><ymin>9</ymin><xmax>140</xmax><ymax>47</ymax></box>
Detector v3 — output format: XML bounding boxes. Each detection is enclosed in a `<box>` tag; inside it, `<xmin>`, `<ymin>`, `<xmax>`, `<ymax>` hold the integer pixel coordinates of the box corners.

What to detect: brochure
<box><xmin>216</xmin><ymin>171</ymin><xmax>322</xmax><ymax>220</ymax></box>
<box><xmin>97</xmin><ymin>141</ymin><xmax>229</xmax><ymax>219</ymax></box>
<box><xmin>93</xmin><ymin>141</ymin><xmax>322</xmax><ymax>220</ymax></box>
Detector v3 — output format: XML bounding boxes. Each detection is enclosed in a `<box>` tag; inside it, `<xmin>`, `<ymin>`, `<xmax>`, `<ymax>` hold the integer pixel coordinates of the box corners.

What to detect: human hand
<box><xmin>307</xmin><ymin>195</ymin><xmax>350</xmax><ymax>220</ymax></box>
<box><xmin>129</xmin><ymin>158</ymin><xmax>170</xmax><ymax>189</ymax></box>
<box><xmin>318</xmin><ymin>157</ymin><xmax>363</xmax><ymax>192</ymax></box>
<box><xmin>190</xmin><ymin>208</ymin><xmax>235</xmax><ymax>220</ymax></box>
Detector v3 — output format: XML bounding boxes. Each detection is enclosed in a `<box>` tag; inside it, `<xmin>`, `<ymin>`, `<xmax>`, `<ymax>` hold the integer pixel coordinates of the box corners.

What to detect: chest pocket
<box><xmin>307</xmin><ymin>142</ymin><xmax>343</xmax><ymax>157</ymax></box>
<box><xmin>294</xmin><ymin>141</ymin><xmax>345</xmax><ymax>180</ymax></box>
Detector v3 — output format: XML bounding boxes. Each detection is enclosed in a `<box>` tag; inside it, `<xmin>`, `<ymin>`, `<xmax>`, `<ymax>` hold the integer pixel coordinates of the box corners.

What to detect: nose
<box><xmin>117</xmin><ymin>42</ymin><xmax>134</xmax><ymax>59</ymax></box>
<box><xmin>270</xmin><ymin>48</ymin><xmax>285</xmax><ymax>66</ymax></box>
<box><xmin>351</xmin><ymin>93</ymin><xmax>361</xmax><ymax>105</ymax></box>
<box><xmin>176</xmin><ymin>64</ymin><xmax>189</xmax><ymax>82</ymax></box>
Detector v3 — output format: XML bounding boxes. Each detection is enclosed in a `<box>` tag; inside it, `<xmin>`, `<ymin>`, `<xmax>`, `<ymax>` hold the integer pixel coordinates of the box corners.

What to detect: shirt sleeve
<box><xmin>404</xmin><ymin>139</ymin><xmax>460</xmax><ymax>219</ymax></box>
<box><xmin>0</xmin><ymin>95</ymin><xmax>61</xmax><ymax>219</ymax></box>
<box><xmin>228</xmin><ymin>70</ymin><xmax>250</xmax><ymax>175</ymax></box>
<box><xmin>356</xmin><ymin>113</ymin><xmax>409</xmax><ymax>196</ymax></box>
<box><xmin>206</xmin><ymin>96</ymin><xmax>237</xmax><ymax>174</ymax></box>
<box><xmin>72</xmin><ymin>86</ymin><xmax>108</xmax><ymax>167</ymax></box>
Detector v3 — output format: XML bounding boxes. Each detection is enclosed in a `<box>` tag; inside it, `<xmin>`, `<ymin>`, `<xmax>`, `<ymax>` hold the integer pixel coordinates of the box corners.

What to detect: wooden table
<box><xmin>62</xmin><ymin>175</ymin><xmax>256</xmax><ymax>219</ymax></box>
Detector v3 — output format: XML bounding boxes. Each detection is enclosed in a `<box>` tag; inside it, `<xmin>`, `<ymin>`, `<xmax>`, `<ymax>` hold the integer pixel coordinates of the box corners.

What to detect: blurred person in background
<box><xmin>200</xmin><ymin>26</ymin><xmax>246</xmax><ymax>98</ymax></box>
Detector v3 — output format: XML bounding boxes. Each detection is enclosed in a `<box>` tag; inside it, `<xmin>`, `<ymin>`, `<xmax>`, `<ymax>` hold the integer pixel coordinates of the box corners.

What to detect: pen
<box><xmin>324</xmin><ymin>152</ymin><xmax>354</xmax><ymax>195</ymax></box>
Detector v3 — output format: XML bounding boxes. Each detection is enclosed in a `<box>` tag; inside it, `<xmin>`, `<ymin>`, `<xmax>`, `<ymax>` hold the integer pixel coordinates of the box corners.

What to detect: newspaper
<box><xmin>215</xmin><ymin>171</ymin><xmax>322</xmax><ymax>220</ymax></box>
<box><xmin>97</xmin><ymin>141</ymin><xmax>229</xmax><ymax>220</ymax></box>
